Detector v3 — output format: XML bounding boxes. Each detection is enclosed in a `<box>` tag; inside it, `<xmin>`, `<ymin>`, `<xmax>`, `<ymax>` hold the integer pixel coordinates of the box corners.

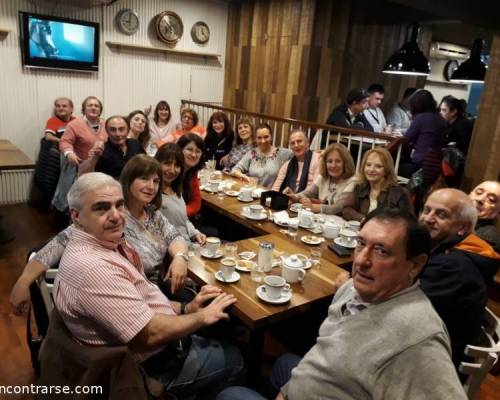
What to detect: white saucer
<box><xmin>299</xmin><ymin>221</ymin><xmax>315</xmax><ymax>229</ymax></box>
<box><xmin>215</xmin><ymin>270</ymin><xmax>240</xmax><ymax>283</ymax></box>
<box><xmin>239</xmin><ymin>251</ymin><xmax>256</xmax><ymax>260</ymax></box>
<box><xmin>273</xmin><ymin>219</ymin><xmax>289</xmax><ymax>227</ymax></box>
<box><xmin>201</xmin><ymin>249</ymin><xmax>224</xmax><ymax>259</ymax></box>
<box><xmin>242</xmin><ymin>210</ymin><xmax>267</xmax><ymax>221</ymax></box>
<box><xmin>203</xmin><ymin>186</ymin><xmax>219</xmax><ymax>193</ymax></box>
<box><xmin>256</xmin><ymin>285</ymin><xmax>292</xmax><ymax>304</ymax></box>
<box><xmin>289</xmin><ymin>203</ymin><xmax>302</xmax><ymax>213</ymax></box>
<box><xmin>334</xmin><ymin>237</ymin><xmax>357</xmax><ymax>249</ymax></box>
<box><xmin>238</xmin><ymin>196</ymin><xmax>254</xmax><ymax>203</ymax></box>
<box><xmin>301</xmin><ymin>235</ymin><xmax>322</xmax><ymax>245</ymax></box>
<box><xmin>236</xmin><ymin>260</ymin><xmax>255</xmax><ymax>272</ymax></box>
<box><xmin>225</xmin><ymin>190</ymin><xmax>240</xmax><ymax>197</ymax></box>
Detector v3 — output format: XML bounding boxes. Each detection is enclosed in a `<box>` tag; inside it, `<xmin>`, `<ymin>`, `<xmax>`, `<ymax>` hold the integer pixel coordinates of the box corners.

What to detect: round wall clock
<box><xmin>155</xmin><ymin>11</ymin><xmax>183</xmax><ymax>45</ymax></box>
<box><xmin>115</xmin><ymin>9</ymin><xmax>139</xmax><ymax>35</ymax></box>
<box><xmin>191</xmin><ymin>21</ymin><xmax>210</xmax><ymax>45</ymax></box>
<box><xmin>443</xmin><ymin>60</ymin><xmax>459</xmax><ymax>81</ymax></box>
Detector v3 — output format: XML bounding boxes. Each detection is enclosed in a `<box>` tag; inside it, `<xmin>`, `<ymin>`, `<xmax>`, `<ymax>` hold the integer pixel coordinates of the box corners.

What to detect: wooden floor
<box><xmin>0</xmin><ymin>204</ymin><xmax>499</xmax><ymax>399</ymax></box>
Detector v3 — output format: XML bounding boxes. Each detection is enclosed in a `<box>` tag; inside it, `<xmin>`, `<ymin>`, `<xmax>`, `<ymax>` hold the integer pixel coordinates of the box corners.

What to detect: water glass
<box><xmin>192</xmin><ymin>243</ymin><xmax>201</xmax><ymax>258</ymax></box>
<box><xmin>287</xmin><ymin>218</ymin><xmax>299</xmax><ymax>239</ymax></box>
<box><xmin>224</xmin><ymin>242</ymin><xmax>238</xmax><ymax>260</ymax></box>
<box><xmin>310</xmin><ymin>247</ymin><xmax>322</xmax><ymax>265</ymax></box>
<box><xmin>217</xmin><ymin>185</ymin><xmax>225</xmax><ymax>200</ymax></box>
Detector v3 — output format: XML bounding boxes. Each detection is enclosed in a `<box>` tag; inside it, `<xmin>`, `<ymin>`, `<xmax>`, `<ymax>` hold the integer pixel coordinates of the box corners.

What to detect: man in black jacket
<box><xmin>325</xmin><ymin>88</ymin><xmax>373</xmax><ymax>131</ymax></box>
<box><xmin>419</xmin><ymin>189</ymin><xmax>500</xmax><ymax>368</ymax></box>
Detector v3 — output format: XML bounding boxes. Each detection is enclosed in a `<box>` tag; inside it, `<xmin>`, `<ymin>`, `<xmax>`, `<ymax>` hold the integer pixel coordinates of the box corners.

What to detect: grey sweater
<box><xmin>282</xmin><ymin>280</ymin><xmax>467</xmax><ymax>400</ymax></box>
<box><xmin>160</xmin><ymin>193</ymin><xmax>200</xmax><ymax>245</ymax></box>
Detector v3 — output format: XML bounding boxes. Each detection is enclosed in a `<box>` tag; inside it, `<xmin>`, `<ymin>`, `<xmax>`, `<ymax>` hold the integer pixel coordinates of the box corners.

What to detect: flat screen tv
<box><xmin>19</xmin><ymin>12</ymin><xmax>99</xmax><ymax>72</ymax></box>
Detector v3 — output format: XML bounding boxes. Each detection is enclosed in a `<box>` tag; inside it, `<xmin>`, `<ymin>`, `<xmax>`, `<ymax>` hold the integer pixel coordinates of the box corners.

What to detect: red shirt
<box><xmin>186</xmin><ymin>174</ymin><xmax>202</xmax><ymax>217</ymax></box>
<box><xmin>45</xmin><ymin>115</ymin><xmax>75</xmax><ymax>138</ymax></box>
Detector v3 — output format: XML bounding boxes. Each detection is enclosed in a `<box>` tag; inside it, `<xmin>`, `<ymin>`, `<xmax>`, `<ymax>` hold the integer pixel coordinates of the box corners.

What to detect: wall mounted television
<box><xmin>19</xmin><ymin>12</ymin><xmax>99</xmax><ymax>72</ymax></box>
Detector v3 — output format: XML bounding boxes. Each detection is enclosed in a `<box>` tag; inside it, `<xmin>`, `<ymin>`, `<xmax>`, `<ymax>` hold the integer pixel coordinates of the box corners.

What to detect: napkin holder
<box><xmin>260</xmin><ymin>190</ymin><xmax>288</xmax><ymax>211</ymax></box>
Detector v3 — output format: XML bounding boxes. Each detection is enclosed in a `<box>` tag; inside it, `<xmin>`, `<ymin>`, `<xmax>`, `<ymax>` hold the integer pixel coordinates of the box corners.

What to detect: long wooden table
<box><xmin>189</xmin><ymin>177</ymin><xmax>353</xmax><ymax>382</ymax></box>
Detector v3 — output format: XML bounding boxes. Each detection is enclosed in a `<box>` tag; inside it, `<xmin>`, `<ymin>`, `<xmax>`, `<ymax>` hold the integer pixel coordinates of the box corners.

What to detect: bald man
<box><xmin>469</xmin><ymin>181</ymin><xmax>500</xmax><ymax>252</ymax></box>
<box><xmin>418</xmin><ymin>189</ymin><xmax>500</xmax><ymax>368</ymax></box>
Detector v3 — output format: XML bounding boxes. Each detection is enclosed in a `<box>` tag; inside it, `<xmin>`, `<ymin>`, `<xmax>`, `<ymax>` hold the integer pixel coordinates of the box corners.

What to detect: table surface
<box><xmin>189</xmin><ymin>177</ymin><xmax>353</xmax><ymax>330</ymax></box>
<box><xmin>0</xmin><ymin>139</ymin><xmax>34</xmax><ymax>170</ymax></box>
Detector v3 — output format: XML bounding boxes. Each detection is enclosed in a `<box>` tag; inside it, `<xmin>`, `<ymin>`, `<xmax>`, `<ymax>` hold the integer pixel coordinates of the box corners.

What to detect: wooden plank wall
<box><xmin>223</xmin><ymin>0</ymin><xmax>430</xmax><ymax>124</ymax></box>
<box><xmin>462</xmin><ymin>34</ymin><xmax>500</xmax><ymax>190</ymax></box>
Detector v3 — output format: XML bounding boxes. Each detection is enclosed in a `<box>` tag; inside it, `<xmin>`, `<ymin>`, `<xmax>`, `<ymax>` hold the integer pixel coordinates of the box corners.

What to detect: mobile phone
<box><xmin>328</xmin><ymin>242</ymin><xmax>353</xmax><ymax>257</ymax></box>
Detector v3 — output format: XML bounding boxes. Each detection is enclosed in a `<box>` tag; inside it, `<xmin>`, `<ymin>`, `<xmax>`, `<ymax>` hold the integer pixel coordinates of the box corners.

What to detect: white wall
<box><xmin>0</xmin><ymin>0</ymin><xmax>228</xmax><ymax>160</ymax></box>
<box><xmin>424</xmin><ymin>58</ymin><xmax>471</xmax><ymax>106</ymax></box>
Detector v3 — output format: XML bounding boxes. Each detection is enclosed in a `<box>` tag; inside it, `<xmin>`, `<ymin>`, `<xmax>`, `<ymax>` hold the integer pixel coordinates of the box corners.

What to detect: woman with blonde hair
<box><xmin>342</xmin><ymin>147</ymin><xmax>412</xmax><ymax>221</ymax></box>
<box><xmin>287</xmin><ymin>143</ymin><xmax>357</xmax><ymax>214</ymax></box>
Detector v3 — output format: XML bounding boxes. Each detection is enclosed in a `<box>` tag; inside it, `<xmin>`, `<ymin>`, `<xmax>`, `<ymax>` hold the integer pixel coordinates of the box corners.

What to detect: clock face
<box><xmin>156</xmin><ymin>11</ymin><xmax>183</xmax><ymax>45</ymax></box>
<box><xmin>116</xmin><ymin>9</ymin><xmax>139</xmax><ymax>35</ymax></box>
<box><xmin>444</xmin><ymin>60</ymin><xmax>459</xmax><ymax>81</ymax></box>
<box><xmin>191</xmin><ymin>21</ymin><xmax>210</xmax><ymax>44</ymax></box>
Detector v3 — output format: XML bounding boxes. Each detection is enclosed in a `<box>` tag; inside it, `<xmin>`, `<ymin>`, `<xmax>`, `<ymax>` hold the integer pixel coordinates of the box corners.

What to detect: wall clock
<box><xmin>443</xmin><ymin>60</ymin><xmax>459</xmax><ymax>81</ymax></box>
<box><xmin>115</xmin><ymin>9</ymin><xmax>139</xmax><ymax>35</ymax></box>
<box><xmin>155</xmin><ymin>11</ymin><xmax>183</xmax><ymax>45</ymax></box>
<box><xmin>191</xmin><ymin>21</ymin><xmax>210</xmax><ymax>45</ymax></box>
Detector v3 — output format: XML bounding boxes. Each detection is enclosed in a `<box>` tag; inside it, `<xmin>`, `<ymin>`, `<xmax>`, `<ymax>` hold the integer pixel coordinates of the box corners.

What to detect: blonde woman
<box><xmin>288</xmin><ymin>143</ymin><xmax>356</xmax><ymax>214</ymax></box>
<box><xmin>342</xmin><ymin>147</ymin><xmax>412</xmax><ymax>221</ymax></box>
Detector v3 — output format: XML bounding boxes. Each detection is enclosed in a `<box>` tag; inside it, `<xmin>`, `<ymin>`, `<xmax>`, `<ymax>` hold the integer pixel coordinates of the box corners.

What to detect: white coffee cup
<box><xmin>208</xmin><ymin>179</ymin><xmax>220</xmax><ymax>192</ymax></box>
<box><xmin>347</xmin><ymin>220</ymin><xmax>361</xmax><ymax>232</ymax></box>
<box><xmin>263</xmin><ymin>275</ymin><xmax>291</xmax><ymax>300</ymax></box>
<box><xmin>249</xmin><ymin>204</ymin><xmax>264</xmax><ymax>216</ymax></box>
<box><xmin>322</xmin><ymin>221</ymin><xmax>340</xmax><ymax>239</ymax></box>
<box><xmin>240</xmin><ymin>186</ymin><xmax>253</xmax><ymax>201</ymax></box>
<box><xmin>205</xmin><ymin>237</ymin><xmax>221</xmax><ymax>255</ymax></box>
<box><xmin>220</xmin><ymin>257</ymin><xmax>236</xmax><ymax>279</ymax></box>
<box><xmin>338</xmin><ymin>229</ymin><xmax>357</xmax><ymax>246</ymax></box>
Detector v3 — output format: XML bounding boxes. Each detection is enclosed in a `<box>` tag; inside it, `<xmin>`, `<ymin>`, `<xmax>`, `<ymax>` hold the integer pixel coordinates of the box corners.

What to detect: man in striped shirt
<box><xmin>54</xmin><ymin>172</ymin><xmax>243</xmax><ymax>398</ymax></box>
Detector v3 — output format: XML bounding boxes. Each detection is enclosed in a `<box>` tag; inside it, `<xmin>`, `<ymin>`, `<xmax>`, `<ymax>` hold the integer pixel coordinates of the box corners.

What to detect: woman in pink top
<box><xmin>149</xmin><ymin>100</ymin><xmax>176</xmax><ymax>147</ymax></box>
<box><xmin>59</xmin><ymin>96</ymin><xmax>107</xmax><ymax>167</ymax></box>
<box><xmin>170</xmin><ymin>108</ymin><xmax>206</xmax><ymax>143</ymax></box>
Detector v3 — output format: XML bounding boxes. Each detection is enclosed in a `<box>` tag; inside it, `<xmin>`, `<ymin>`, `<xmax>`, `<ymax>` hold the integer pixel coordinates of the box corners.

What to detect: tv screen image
<box><xmin>20</xmin><ymin>12</ymin><xmax>99</xmax><ymax>72</ymax></box>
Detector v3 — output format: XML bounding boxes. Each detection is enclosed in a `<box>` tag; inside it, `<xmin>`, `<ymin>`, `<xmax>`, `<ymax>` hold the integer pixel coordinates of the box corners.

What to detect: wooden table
<box><xmin>0</xmin><ymin>140</ymin><xmax>34</xmax><ymax>243</ymax></box>
<box><xmin>194</xmin><ymin>177</ymin><xmax>353</xmax><ymax>382</ymax></box>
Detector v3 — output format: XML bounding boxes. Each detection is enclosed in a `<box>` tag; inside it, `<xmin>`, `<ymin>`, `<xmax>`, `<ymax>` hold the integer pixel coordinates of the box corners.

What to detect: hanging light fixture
<box><xmin>450</xmin><ymin>38</ymin><xmax>487</xmax><ymax>83</ymax></box>
<box><xmin>383</xmin><ymin>23</ymin><xmax>430</xmax><ymax>76</ymax></box>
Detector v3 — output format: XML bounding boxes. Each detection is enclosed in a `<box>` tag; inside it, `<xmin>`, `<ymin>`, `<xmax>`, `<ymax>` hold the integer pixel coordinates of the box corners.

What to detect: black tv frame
<box><xmin>19</xmin><ymin>11</ymin><xmax>100</xmax><ymax>72</ymax></box>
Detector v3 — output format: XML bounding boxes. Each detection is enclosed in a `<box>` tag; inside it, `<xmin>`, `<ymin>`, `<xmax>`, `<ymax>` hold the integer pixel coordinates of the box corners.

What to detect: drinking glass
<box><xmin>287</xmin><ymin>218</ymin><xmax>299</xmax><ymax>239</ymax></box>
<box><xmin>310</xmin><ymin>247</ymin><xmax>322</xmax><ymax>266</ymax></box>
<box><xmin>224</xmin><ymin>243</ymin><xmax>238</xmax><ymax>260</ymax></box>
<box><xmin>217</xmin><ymin>184</ymin><xmax>225</xmax><ymax>200</ymax></box>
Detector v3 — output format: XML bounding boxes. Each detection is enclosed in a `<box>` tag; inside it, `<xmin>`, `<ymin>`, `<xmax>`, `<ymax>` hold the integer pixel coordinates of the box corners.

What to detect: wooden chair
<box><xmin>459</xmin><ymin>307</ymin><xmax>500</xmax><ymax>399</ymax></box>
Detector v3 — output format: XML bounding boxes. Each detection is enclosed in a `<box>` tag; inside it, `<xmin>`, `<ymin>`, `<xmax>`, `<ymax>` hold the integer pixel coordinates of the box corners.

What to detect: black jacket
<box><xmin>446</xmin><ymin>117</ymin><xmax>474</xmax><ymax>155</ymax></box>
<box><xmin>325</xmin><ymin>103</ymin><xmax>374</xmax><ymax>132</ymax></box>
<box><xmin>420</xmin><ymin>234</ymin><xmax>499</xmax><ymax>368</ymax></box>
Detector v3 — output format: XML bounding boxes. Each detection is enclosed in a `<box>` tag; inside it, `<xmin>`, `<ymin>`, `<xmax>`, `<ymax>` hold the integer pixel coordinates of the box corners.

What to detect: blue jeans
<box><xmin>146</xmin><ymin>335</ymin><xmax>244</xmax><ymax>400</ymax></box>
<box><xmin>216</xmin><ymin>353</ymin><xmax>301</xmax><ymax>400</ymax></box>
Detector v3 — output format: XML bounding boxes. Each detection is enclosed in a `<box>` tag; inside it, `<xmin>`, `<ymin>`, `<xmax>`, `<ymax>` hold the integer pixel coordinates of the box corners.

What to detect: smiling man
<box><xmin>272</xmin><ymin>129</ymin><xmax>320</xmax><ymax>194</ymax></box>
<box><xmin>418</xmin><ymin>188</ymin><xmax>499</xmax><ymax>368</ymax></box>
<box><xmin>53</xmin><ymin>173</ymin><xmax>243</xmax><ymax>398</ymax></box>
<box><xmin>216</xmin><ymin>208</ymin><xmax>467</xmax><ymax>400</ymax></box>
<box><xmin>469</xmin><ymin>180</ymin><xmax>500</xmax><ymax>252</ymax></box>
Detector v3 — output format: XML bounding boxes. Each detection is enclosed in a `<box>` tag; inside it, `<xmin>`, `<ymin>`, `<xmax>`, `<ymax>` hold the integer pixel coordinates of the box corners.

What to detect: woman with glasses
<box><xmin>79</xmin><ymin>115</ymin><xmax>143</xmax><ymax>179</ymax></box>
<box><xmin>170</xmin><ymin>108</ymin><xmax>206</xmax><ymax>143</ymax></box>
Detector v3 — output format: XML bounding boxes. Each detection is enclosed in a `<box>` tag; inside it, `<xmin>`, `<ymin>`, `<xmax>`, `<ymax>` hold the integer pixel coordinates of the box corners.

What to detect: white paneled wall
<box><xmin>0</xmin><ymin>0</ymin><xmax>228</xmax><ymax>161</ymax></box>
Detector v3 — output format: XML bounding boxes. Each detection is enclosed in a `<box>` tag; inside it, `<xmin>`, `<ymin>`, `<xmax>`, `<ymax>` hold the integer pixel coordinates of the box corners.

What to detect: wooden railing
<box><xmin>181</xmin><ymin>100</ymin><xmax>405</xmax><ymax>175</ymax></box>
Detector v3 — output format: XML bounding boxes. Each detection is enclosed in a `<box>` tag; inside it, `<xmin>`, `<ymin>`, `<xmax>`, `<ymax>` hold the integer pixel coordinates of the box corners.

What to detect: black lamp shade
<box><xmin>383</xmin><ymin>24</ymin><xmax>430</xmax><ymax>76</ymax></box>
<box><xmin>450</xmin><ymin>39</ymin><xmax>487</xmax><ymax>83</ymax></box>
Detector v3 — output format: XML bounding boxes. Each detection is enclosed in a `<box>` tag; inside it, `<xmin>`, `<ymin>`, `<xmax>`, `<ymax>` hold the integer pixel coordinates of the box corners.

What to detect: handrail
<box><xmin>181</xmin><ymin>99</ymin><xmax>405</xmax><ymax>175</ymax></box>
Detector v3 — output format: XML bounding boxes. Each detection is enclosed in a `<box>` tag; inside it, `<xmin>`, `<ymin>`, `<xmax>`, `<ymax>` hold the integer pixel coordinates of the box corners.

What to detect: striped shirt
<box><xmin>54</xmin><ymin>228</ymin><xmax>176</xmax><ymax>360</ymax></box>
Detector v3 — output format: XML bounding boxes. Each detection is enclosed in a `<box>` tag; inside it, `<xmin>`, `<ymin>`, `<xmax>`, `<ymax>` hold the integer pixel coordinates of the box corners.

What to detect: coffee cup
<box><xmin>205</xmin><ymin>237</ymin><xmax>221</xmax><ymax>255</ymax></box>
<box><xmin>263</xmin><ymin>275</ymin><xmax>291</xmax><ymax>300</ymax></box>
<box><xmin>240</xmin><ymin>186</ymin><xmax>253</xmax><ymax>201</ymax></box>
<box><xmin>347</xmin><ymin>220</ymin><xmax>361</xmax><ymax>232</ymax></box>
<box><xmin>338</xmin><ymin>229</ymin><xmax>357</xmax><ymax>246</ymax></box>
<box><xmin>208</xmin><ymin>179</ymin><xmax>220</xmax><ymax>192</ymax></box>
<box><xmin>322</xmin><ymin>221</ymin><xmax>340</xmax><ymax>239</ymax></box>
<box><xmin>220</xmin><ymin>257</ymin><xmax>236</xmax><ymax>279</ymax></box>
<box><xmin>249</xmin><ymin>204</ymin><xmax>264</xmax><ymax>216</ymax></box>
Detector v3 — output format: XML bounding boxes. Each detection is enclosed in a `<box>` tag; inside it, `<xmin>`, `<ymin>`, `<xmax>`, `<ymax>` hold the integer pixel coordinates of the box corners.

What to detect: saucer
<box><xmin>215</xmin><ymin>270</ymin><xmax>240</xmax><ymax>283</ymax></box>
<box><xmin>272</xmin><ymin>218</ymin><xmax>289</xmax><ymax>227</ymax></box>
<box><xmin>225</xmin><ymin>190</ymin><xmax>240</xmax><ymax>197</ymax></box>
<box><xmin>299</xmin><ymin>221</ymin><xmax>315</xmax><ymax>229</ymax></box>
<box><xmin>239</xmin><ymin>251</ymin><xmax>256</xmax><ymax>260</ymax></box>
<box><xmin>334</xmin><ymin>237</ymin><xmax>357</xmax><ymax>249</ymax></box>
<box><xmin>242</xmin><ymin>209</ymin><xmax>267</xmax><ymax>221</ymax></box>
<box><xmin>236</xmin><ymin>259</ymin><xmax>255</xmax><ymax>272</ymax></box>
<box><xmin>301</xmin><ymin>235</ymin><xmax>322</xmax><ymax>245</ymax></box>
<box><xmin>238</xmin><ymin>196</ymin><xmax>254</xmax><ymax>203</ymax></box>
<box><xmin>201</xmin><ymin>249</ymin><xmax>224</xmax><ymax>259</ymax></box>
<box><xmin>203</xmin><ymin>186</ymin><xmax>219</xmax><ymax>193</ymax></box>
<box><xmin>256</xmin><ymin>285</ymin><xmax>292</xmax><ymax>304</ymax></box>
<box><xmin>289</xmin><ymin>203</ymin><xmax>302</xmax><ymax>213</ymax></box>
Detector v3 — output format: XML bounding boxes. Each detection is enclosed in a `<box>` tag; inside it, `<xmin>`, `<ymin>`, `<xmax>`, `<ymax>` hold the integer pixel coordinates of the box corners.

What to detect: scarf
<box><xmin>280</xmin><ymin>150</ymin><xmax>313</xmax><ymax>193</ymax></box>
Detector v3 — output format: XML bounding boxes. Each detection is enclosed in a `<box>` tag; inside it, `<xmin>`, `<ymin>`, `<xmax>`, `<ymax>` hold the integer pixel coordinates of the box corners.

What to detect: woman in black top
<box><xmin>204</xmin><ymin>111</ymin><xmax>234</xmax><ymax>170</ymax></box>
<box><xmin>439</xmin><ymin>95</ymin><xmax>474</xmax><ymax>155</ymax></box>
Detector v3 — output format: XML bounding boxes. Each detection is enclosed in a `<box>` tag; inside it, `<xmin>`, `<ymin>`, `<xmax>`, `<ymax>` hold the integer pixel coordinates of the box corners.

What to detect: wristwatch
<box><xmin>174</xmin><ymin>252</ymin><xmax>189</xmax><ymax>262</ymax></box>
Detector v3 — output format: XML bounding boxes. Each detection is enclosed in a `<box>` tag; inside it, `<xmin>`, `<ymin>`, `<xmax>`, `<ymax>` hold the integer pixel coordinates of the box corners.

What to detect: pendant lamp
<box><xmin>383</xmin><ymin>23</ymin><xmax>430</xmax><ymax>76</ymax></box>
<box><xmin>450</xmin><ymin>38</ymin><xmax>487</xmax><ymax>83</ymax></box>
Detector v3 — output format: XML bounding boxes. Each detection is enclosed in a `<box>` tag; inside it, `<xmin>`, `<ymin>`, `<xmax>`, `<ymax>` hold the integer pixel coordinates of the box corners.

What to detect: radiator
<box><xmin>0</xmin><ymin>169</ymin><xmax>34</xmax><ymax>205</ymax></box>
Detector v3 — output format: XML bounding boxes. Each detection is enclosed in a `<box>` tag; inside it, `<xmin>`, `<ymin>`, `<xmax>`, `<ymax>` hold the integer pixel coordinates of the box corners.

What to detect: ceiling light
<box><xmin>450</xmin><ymin>38</ymin><xmax>487</xmax><ymax>84</ymax></box>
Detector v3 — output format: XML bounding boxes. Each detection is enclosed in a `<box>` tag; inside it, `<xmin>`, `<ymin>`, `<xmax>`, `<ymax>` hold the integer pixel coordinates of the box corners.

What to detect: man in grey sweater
<box><xmin>217</xmin><ymin>208</ymin><xmax>467</xmax><ymax>400</ymax></box>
